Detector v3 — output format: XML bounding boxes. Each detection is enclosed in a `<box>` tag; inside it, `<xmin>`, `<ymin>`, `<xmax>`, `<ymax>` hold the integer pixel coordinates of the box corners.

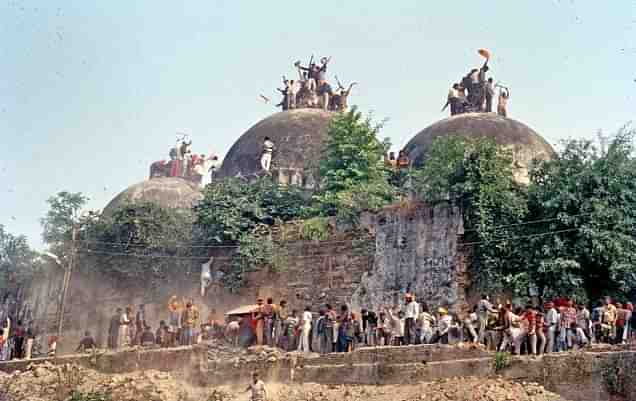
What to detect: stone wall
<box><xmin>354</xmin><ymin>201</ymin><xmax>467</xmax><ymax>313</ymax></box>
<box><xmin>0</xmin><ymin>345</ymin><xmax>204</xmax><ymax>376</ymax></box>
<box><xmin>24</xmin><ymin>202</ymin><xmax>468</xmax><ymax>354</ymax></box>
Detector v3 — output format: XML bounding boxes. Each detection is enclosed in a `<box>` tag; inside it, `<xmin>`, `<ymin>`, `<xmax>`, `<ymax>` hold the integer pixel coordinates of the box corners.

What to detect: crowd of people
<box><xmin>223</xmin><ymin>294</ymin><xmax>635</xmax><ymax>356</ymax></box>
<box><xmin>271</xmin><ymin>56</ymin><xmax>356</xmax><ymax>112</ymax></box>
<box><xmin>0</xmin><ymin>318</ymin><xmax>36</xmax><ymax>361</ymax></box>
<box><xmin>1</xmin><ymin>293</ymin><xmax>634</xmax><ymax>362</ymax></box>
<box><xmin>442</xmin><ymin>49</ymin><xmax>510</xmax><ymax>117</ymax></box>
<box><xmin>104</xmin><ymin>297</ymin><xmax>215</xmax><ymax>351</ymax></box>
<box><xmin>149</xmin><ymin>136</ymin><xmax>222</xmax><ymax>187</ymax></box>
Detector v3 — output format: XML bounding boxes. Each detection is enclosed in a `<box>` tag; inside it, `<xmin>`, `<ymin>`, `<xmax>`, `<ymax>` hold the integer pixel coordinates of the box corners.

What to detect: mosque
<box><xmin>105</xmin><ymin>108</ymin><xmax>554</xmax><ymax>211</ymax></box>
<box><xmin>28</xmin><ymin>56</ymin><xmax>559</xmax><ymax>352</ymax></box>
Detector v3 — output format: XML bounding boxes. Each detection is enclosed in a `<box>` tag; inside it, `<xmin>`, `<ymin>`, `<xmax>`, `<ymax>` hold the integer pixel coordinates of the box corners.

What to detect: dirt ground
<box><xmin>0</xmin><ymin>361</ymin><xmax>567</xmax><ymax>401</ymax></box>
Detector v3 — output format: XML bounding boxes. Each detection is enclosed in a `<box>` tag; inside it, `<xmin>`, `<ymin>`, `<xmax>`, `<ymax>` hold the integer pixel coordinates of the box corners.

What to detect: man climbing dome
<box><xmin>261</xmin><ymin>136</ymin><xmax>275</xmax><ymax>172</ymax></box>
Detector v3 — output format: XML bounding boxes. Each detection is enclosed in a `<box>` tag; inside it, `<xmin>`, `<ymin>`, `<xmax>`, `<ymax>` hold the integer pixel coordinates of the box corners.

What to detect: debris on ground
<box><xmin>0</xmin><ymin>361</ymin><xmax>567</xmax><ymax>401</ymax></box>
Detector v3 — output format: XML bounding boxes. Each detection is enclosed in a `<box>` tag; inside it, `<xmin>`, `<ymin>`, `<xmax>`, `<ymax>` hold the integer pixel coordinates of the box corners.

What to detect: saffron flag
<box><xmin>478</xmin><ymin>48</ymin><xmax>491</xmax><ymax>60</ymax></box>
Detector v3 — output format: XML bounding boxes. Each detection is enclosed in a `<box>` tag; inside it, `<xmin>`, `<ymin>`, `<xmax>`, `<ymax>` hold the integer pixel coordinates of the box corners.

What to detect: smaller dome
<box><xmin>103</xmin><ymin>177</ymin><xmax>203</xmax><ymax>215</ymax></box>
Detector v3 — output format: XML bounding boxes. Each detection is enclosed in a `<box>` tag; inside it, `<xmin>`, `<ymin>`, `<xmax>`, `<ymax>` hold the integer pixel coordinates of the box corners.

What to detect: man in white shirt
<box><xmin>260</xmin><ymin>137</ymin><xmax>275</xmax><ymax>172</ymax></box>
<box><xmin>477</xmin><ymin>294</ymin><xmax>498</xmax><ymax>344</ymax></box>
<box><xmin>464</xmin><ymin>306</ymin><xmax>480</xmax><ymax>343</ymax></box>
<box><xmin>418</xmin><ymin>304</ymin><xmax>436</xmax><ymax>344</ymax></box>
<box><xmin>544</xmin><ymin>302</ymin><xmax>559</xmax><ymax>353</ymax></box>
<box><xmin>297</xmin><ymin>306</ymin><xmax>313</xmax><ymax>353</ymax></box>
<box><xmin>245</xmin><ymin>372</ymin><xmax>267</xmax><ymax>401</ymax></box>
<box><xmin>436</xmin><ymin>308</ymin><xmax>453</xmax><ymax>344</ymax></box>
<box><xmin>404</xmin><ymin>294</ymin><xmax>419</xmax><ymax>345</ymax></box>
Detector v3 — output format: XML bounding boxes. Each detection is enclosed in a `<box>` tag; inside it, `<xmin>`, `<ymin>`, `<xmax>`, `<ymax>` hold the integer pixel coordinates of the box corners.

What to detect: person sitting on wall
<box><xmin>76</xmin><ymin>331</ymin><xmax>96</xmax><ymax>353</ymax></box>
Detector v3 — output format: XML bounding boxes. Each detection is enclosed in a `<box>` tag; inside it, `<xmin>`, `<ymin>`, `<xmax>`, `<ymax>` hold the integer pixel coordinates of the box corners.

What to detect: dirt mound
<box><xmin>219</xmin><ymin>378</ymin><xmax>567</xmax><ymax>401</ymax></box>
<box><xmin>0</xmin><ymin>361</ymin><xmax>566</xmax><ymax>401</ymax></box>
<box><xmin>0</xmin><ymin>361</ymin><xmax>204</xmax><ymax>401</ymax></box>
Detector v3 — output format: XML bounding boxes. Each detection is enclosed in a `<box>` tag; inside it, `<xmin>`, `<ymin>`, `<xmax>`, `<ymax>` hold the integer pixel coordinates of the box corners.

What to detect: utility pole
<box><xmin>57</xmin><ymin>225</ymin><xmax>77</xmax><ymax>339</ymax></box>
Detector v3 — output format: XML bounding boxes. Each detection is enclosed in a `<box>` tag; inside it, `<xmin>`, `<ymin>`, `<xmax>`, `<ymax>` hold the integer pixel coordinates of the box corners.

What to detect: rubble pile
<box><xmin>264</xmin><ymin>378</ymin><xmax>566</xmax><ymax>401</ymax></box>
<box><xmin>0</xmin><ymin>361</ymin><xmax>204</xmax><ymax>401</ymax></box>
<box><xmin>0</xmin><ymin>360</ymin><xmax>569</xmax><ymax>401</ymax></box>
<box><xmin>206</xmin><ymin>341</ymin><xmax>311</xmax><ymax>366</ymax></box>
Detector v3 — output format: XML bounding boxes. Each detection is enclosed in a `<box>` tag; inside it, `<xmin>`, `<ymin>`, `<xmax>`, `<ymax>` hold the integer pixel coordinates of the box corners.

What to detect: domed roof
<box><xmin>219</xmin><ymin>109</ymin><xmax>334</xmax><ymax>180</ymax></box>
<box><xmin>103</xmin><ymin>177</ymin><xmax>203</xmax><ymax>215</ymax></box>
<box><xmin>404</xmin><ymin>113</ymin><xmax>555</xmax><ymax>183</ymax></box>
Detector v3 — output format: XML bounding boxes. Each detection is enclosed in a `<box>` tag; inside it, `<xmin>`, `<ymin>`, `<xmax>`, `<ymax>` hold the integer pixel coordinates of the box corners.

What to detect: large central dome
<box><xmin>219</xmin><ymin>109</ymin><xmax>334</xmax><ymax>187</ymax></box>
<box><xmin>404</xmin><ymin>113</ymin><xmax>555</xmax><ymax>184</ymax></box>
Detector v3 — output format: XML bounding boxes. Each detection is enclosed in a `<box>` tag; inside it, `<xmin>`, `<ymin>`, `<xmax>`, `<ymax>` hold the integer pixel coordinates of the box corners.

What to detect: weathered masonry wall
<box><xmin>24</xmin><ymin>202</ymin><xmax>467</xmax><ymax>353</ymax></box>
<box><xmin>0</xmin><ymin>346</ymin><xmax>203</xmax><ymax>376</ymax></box>
<box><xmin>354</xmin><ymin>201</ymin><xmax>467</xmax><ymax>313</ymax></box>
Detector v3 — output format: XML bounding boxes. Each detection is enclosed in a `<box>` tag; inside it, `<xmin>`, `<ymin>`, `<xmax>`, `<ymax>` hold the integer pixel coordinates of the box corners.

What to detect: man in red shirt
<box><xmin>522</xmin><ymin>305</ymin><xmax>537</xmax><ymax>355</ymax></box>
<box><xmin>560</xmin><ymin>300</ymin><xmax>577</xmax><ymax>350</ymax></box>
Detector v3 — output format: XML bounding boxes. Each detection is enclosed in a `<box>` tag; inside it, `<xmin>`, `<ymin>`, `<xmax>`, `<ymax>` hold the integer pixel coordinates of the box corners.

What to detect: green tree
<box><xmin>194</xmin><ymin>176</ymin><xmax>311</xmax><ymax>290</ymax></box>
<box><xmin>195</xmin><ymin>176</ymin><xmax>310</xmax><ymax>244</ymax></box>
<box><xmin>41</xmin><ymin>191</ymin><xmax>89</xmax><ymax>255</ymax></box>
<box><xmin>525</xmin><ymin>127</ymin><xmax>636</xmax><ymax>302</ymax></box>
<box><xmin>413</xmin><ymin>136</ymin><xmax>528</xmax><ymax>295</ymax></box>
<box><xmin>0</xmin><ymin>225</ymin><xmax>41</xmax><ymax>303</ymax></box>
<box><xmin>413</xmin><ymin>128</ymin><xmax>636</xmax><ymax>303</ymax></box>
<box><xmin>82</xmin><ymin>202</ymin><xmax>197</xmax><ymax>282</ymax></box>
<box><xmin>315</xmin><ymin>107</ymin><xmax>393</xmax><ymax>223</ymax></box>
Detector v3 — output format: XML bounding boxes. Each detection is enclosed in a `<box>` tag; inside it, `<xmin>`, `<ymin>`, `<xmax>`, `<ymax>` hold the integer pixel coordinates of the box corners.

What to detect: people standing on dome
<box><xmin>276</xmin><ymin>79</ymin><xmax>291</xmax><ymax>111</ymax></box>
<box><xmin>485</xmin><ymin>78</ymin><xmax>495</xmax><ymax>113</ymax></box>
<box><xmin>296</xmin><ymin>56</ymin><xmax>330</xmax><ymax>84</ymax></box>
<box><xmin>497</xmin><ymin>87</ymin><xmax>510</xmax><ymax>117</ymax></box>
<box><xmin>442</xmin><ymin>83</ymin><xmax>461</xmax><ymax>115</ymax></box>
<box><xmin>330</xmin><ymin>77</ymin><xmax>356</xmax><ymax>112</ymax></box>
<box><xmin>316</xmin><ymin>57</ymin><xmax>331</xmax><ymax>83</ymax></box>
<box><xmin>397</xmin><ymin>150</ymin><xmax>410</xmax><ymax>169</ymax></box>
<box><xmin>317</xmin><ymin>80</ymin><xmax>333</xmax><ymax>111</ymax></box>
<box><xmin>445</xmin><ymin>50</ymin><xmax>497</xmax><ymax>115</ymax></box>
<box><xmin>476</xmin><ymin>61</ymin><xmax>490</xmax><ymax>111</ymax></box>
<box><xmin>260</xmin><ymin>137</ymin><xmax>275</xmax><ymax>172</ymax></box>
<box><xmin>274</xmin><ymin>55</ymin><xmax>347</xmax><ymax>111</ymax></box>
<box><xmin>385</xmin><ymin>152</ymin><xmax>397</xmax><ymax>168</ymax></box>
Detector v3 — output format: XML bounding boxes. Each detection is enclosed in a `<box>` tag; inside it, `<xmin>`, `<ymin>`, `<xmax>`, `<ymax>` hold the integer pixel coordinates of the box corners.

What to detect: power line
<box><xmin>77</xmin><ymin>248</ymin><xmax>360</xmax><ymax>260</ymax></box>
<box><xmin>75</xmin><ymin>213</ymin><xmax>602</xmax><ymax>249</ymax></box>
<box><xmin>78</xmin><ymin>249</ymin><xmax>221</xmax><ymax>260</ymax></box>
<box><xmin>458</xmin><ymin>223</ymin><xmax>620</xmax><ymax>247</ymax></box>
<box><xmin>78</xmin><ymin>225</ymin><xmax>621</xmax><ymax>259</ymax></box>
<box><xmin>460</xmin><ymin>212</ymin><xmax>596</xmax><ymax>233</ymax></box>
<box><xmin>76</xmin><ymin>237</ymin><xmax>369</xmax><ymax>249</ymax></box>
<box><xmin>78</xmin><ymin>239</ymin><xmax>239</xmax><ymax>249</ymax></box>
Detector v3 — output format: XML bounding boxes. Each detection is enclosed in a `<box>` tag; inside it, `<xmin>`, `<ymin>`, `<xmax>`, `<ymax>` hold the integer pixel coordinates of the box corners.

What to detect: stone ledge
<box><xmin>0</xmin><ymin>345</ymin><xmax>204</xmax><ymax>375</ymax></box>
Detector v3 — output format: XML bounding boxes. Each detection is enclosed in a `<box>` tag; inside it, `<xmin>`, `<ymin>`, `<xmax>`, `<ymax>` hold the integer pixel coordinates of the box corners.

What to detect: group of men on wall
<box><xmin>268</xmin><ymin>56</ymin><xmax>356</xmax><ymax>112</ymax></box>
<box><xmin>149</xmin><ymin>135</ymin><xmax>221</xmax><ymax>187</ymax></box>
<box><xmin>443</xmin><ymin>49</ymin><xmax>510</xmax><ymax>117</ymax></box>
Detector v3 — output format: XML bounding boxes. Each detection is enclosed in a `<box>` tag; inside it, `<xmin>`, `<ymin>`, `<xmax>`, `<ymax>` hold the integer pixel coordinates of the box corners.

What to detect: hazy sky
<box><xmin>1</xmin><ymin>1</ymin><xmax>635</xmax><ymax>250</ymax></box>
